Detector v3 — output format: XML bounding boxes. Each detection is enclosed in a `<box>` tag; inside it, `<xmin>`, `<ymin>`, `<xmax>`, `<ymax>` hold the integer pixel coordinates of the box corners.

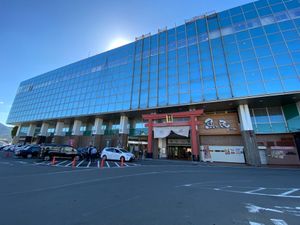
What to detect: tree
<box><xmin>11</xmin><ymin>126</ymin><xmax>18</xmax><ymax>138</ymax></box>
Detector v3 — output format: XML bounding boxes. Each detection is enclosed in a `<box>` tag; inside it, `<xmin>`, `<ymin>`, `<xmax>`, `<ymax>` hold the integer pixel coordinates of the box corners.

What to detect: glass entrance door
<box><xmin>167</xmin><ymin>146</ymin><xmax>192</xmax><ymax>160</ymax></box>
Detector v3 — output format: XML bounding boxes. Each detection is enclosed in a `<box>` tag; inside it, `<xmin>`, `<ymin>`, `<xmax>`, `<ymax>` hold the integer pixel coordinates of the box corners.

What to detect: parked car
<box><xmin>77</xmin><ymin>147</ymin><xmax>101</xmax><ymax>159</ymax></box>
<box><xmin>15</xmin><ymin>145</ymin><xmax>41</xmax><ymax>158</ymax></box>
<box><xmin>101</xmin><ymin>147</ymin><xmax>135</xmax><ymax>162</ymax></box>
<box><xmin>3</xmin><ymin>144</ymin><xmax>22</xmax><ymax>153</ymax></box>
<box><xmin>40</xmin><ymin>144</ymin><xmax>80</xmax><ymax>161</ymax></box>
<box><xmin>77</xmin><ymin>147</ymin><xmax>89</xmax><ymax>159</ymax></box>
<box><xmin>0</xmin><ymin>145</ymin><xmax>9</xmax><ymax>151</ymax></box>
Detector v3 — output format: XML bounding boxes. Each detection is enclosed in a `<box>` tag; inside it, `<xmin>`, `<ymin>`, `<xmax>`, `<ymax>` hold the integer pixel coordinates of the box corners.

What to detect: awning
<box><xmin>153</xmin><ymin>126</ymin><xmax>190</xmax><ymax>138</ymax></box>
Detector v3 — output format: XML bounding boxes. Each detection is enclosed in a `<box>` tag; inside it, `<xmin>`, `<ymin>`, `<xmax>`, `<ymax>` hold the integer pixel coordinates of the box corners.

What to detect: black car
<box><xmin>77</xmin><ymin>147</ymin><xmax>100</xmax><ymax>159</ymax></box>
<box><xmin>40</xmin><ymin>145</ymin><xmax>80</xmax><ymax>161</ymax></box>
<box><xmin>15</xmin><ymin>145</ymin><xmax>41</xmax><ymax>158</ymax></box>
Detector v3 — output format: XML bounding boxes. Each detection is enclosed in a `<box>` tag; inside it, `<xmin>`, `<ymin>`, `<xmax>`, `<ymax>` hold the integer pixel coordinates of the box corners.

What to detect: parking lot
<box><xmin>1</xmin><ymin>149</ymin><xmax>300</xmax><ymax>225</ymax></box>
<box><xmin>1</xmin><ymin>152</ymin><xmax>140</xmax><ymax>169</ymax></box>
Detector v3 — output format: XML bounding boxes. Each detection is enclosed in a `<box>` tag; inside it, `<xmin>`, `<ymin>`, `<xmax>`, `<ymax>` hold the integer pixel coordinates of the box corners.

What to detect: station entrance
<box><xmin>142</xmin><ymin>110</ymin><xmax>203</xmax><ymax>161</ymax></box>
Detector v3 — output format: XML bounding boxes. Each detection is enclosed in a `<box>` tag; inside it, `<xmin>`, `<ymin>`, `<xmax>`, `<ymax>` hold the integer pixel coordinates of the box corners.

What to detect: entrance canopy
<box><xmin>153</xmin><ymin>126</ymin><xmax>190</xmax><ymax>138</ymax></box>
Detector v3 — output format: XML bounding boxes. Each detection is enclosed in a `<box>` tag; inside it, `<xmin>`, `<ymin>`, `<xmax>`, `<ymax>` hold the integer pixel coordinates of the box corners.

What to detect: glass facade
<box><xmin>7</xmin><ymin>0</ymin><xmax>300</xmax><ymax>124</ymax></box>
<box><xmin>250</xmin><ymin>106</ymin><xmax>288</xmax><ymax>133</ymax></box>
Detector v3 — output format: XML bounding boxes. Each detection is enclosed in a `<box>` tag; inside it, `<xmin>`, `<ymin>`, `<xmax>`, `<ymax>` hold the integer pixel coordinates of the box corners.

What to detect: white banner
<box><xmin>171</xmin><ymin>126</ymin><xmax>190</xmax><ymax>137</ymax></box>
<box><xmin>153</xmin><ymin>126</ymin><xmax>190</xmax><ymax>138</ymax></box>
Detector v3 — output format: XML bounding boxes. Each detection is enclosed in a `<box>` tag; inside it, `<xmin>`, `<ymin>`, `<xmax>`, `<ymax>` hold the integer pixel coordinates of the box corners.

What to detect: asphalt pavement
<box><xmin>0</xmin><ymin>154</ymin><xmax>300</xmax><ymax>225</ymax></box>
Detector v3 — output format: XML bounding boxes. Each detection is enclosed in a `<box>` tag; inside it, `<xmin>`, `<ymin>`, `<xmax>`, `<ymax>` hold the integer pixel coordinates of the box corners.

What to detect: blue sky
<box><xmin>0</xmin><ymin>0</ymin><xmax>253</xmax><ymax>126</ymax></box>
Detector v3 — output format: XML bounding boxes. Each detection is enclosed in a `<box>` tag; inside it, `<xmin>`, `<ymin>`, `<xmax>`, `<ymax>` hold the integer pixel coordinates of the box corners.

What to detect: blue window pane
<box><xmin>271</xmin><ymin>43</ymin><xmax>288</xmax><ymax>54</ymax></box>
<box><xmin>265</xmin><ymin>80</ymin><xmax>283</xmax><ymax>93</ymax></box>
<box><xmin>238</xmin><ymin>39</ymin><xmax>253</xmax><ymax>50</ymax></box>
<box><xmin>242</xmin><ymin>2</ymin><xmax>255</xmax><ymax>12</ymax></box>
<box><xmin>253</xmin><ymin>108</ymin><xmax>269</xmax><ymax>123</ymax></box>
<box><xmin>248</xmin><ymin>82</ymin><xmax>266</xmax><ymax>95</ymax></box>
<box><xmin>274</xmin><ymin>53</ymin><xmax>293</xmax><ymax>66</ymax></box>
<box><xmin>261</xmin><ymin>68</ymin><xmax>281</xmax><ymax>80</ymax></box>
<box><xmin>259</xmin><ymin>56</ymin><xmax>276</xmax><ymax>69</ymax></box>
<box><xmin>245</xmin><ymin>70</ymin><xmax>263</xmax><ymax>82</ymax></box>
<box><xmin>249</xmin><ymin>27</ymin><xmax>265</xmax><ymax>37</ymax></box>
<box><xmin>286</xmin><ymin>40</ymin><xmax>300</xmax><ymax>51</ymax></box>
<box><xmin>255</xmin><ymin>46</ymin><xmax>272</xmax><ymax>57</ymax></box>
<box><xmin>179</xmin><ymin>93</ymin><xmax>190</xmax><ymax>104</ymax></box>
<box><xmin>278</xmin><ymin>20</ymin><xmax>295</xmax><ymax>31</ymax></box>
<box><xmin>218</xmin><ymin>87</ymin><xmax>232</xmax><ymax>99</ymax></box>
<box><xmin>267</xmin><ymin>33</ymin><xmax>284</xmax><ymax>44</ymax></box>
<box><xmin>282</xmin><ymin>30</ymin><xmax>300</xmax><ymax>41</ymax></box>
<box><xmin>230</xmin><ymin>6</ymin><xmax>243</xmax><ymax>16</ymax></box>
<box><xmin>278</xmin><ymin>65</ymin><xmax>297</xmax><ymax>78</ymax></box>
<box><xmin>264</xmin><ymin>24</ymin><xmax>280</xmax><ymax>34</ymax></box>
<box><xmin>232</xmin><ymin>85</ymin><xmax>249</xmax><ymax>97</ymax></box>
<box><xmin>271</xmin><ymin>3</ymin><xmax>286</xmax><ymax>13</ymax></box>
<box><xmin>252</xmin><ymin>36</ymin><xmax>269</xmax><ymax>46</ymax></box>
<box><xmin>240</xmin><ymin>49</ymin><xmax>256</xmax><ymax>60</ymax></box>
<box><xmin>244</xmin><ymin>10</ymin><xmax>259</xmax><ymax>20</ymax></box>
<box><xmin>282</xmin><ymin>78</ymin><xmax>300</xmax><ymax>91</ymax></box>
<box><xmin>291</xmin><ymin>51</ymin><xmax>300</xmax><ymax>63</ymax></box>
<box><xmin>258</xmin><ymin>7</ymin><xmax>273</xmax><ymax>16</ymax></box>
<box><xmin>255</xmin><ymin>0</ymin><xmax>268</xmax><ymax>9</ymax></box>
<box><xmin>243</xmin><ymin>59</ymin><xmax>259</xmax><ymax>71</ymax></box>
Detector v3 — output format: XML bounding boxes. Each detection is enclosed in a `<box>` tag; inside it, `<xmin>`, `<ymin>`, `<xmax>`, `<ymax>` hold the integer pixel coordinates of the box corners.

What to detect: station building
<box><xmin>7</xmin><ymin>0</ymin><xmax>300</xmax><ymax>165</ymax></box>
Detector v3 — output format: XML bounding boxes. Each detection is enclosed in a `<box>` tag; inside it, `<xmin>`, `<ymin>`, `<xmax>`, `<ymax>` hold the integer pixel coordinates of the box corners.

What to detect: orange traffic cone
<box><xmin>72</xmin><ymin>158</ymin><xmax>76</xmax><ymax>168</ymax></box>
<box><xmin>100</xmin><ymin>158</ymin><xmax>105</xmax><ymax>168</ymax></box>
<box><xmin>51</xmin><ymin>156</ymin><xmax>56</xmax><ymax>165</ymax></box>
<box><xmin>120</xmin><ymin>157</ymin><xmax>124</xmax><ymax>167</ymax></box>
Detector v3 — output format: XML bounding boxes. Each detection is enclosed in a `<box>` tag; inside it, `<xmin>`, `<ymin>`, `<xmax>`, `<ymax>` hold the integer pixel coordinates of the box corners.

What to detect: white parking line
<box><xmin>87</xmin><ymin>161</ymin><xmax>91</xmax><ymax>168</ymax></box>
<box><xmin>56</xmin><ymin>160</ymin><xmax>68</xmax><ymax>166</ymax></box>
<box><xmin>114</xmin><ymin>162</ymin><xmax>120</xmax><ymax>167</ymax></box>
<box><xmin>97</xmin><ymin>160</ymin><xmax>100</xmax><ymax>168</ymax></box>
<box><xmin>124</xmin><ymin>163</ymin><xmax>128</xmax><ymax>167</ymax></box>
<box><xmin>65</xmin><ymin>161</ymin><xmax>73</xmax><ymax>167</ymax></box>
<box><xmin>76</xmin><ymin>160</ymin><xmax>85</xmax><ymax>168</ymax></box>
<box><xmin>106</xmin><ymin>161</ymin><xmax>110</xmax><ymax>168</ymax></box>
<box><xmin>278</xmin><ymin>189</ymin><xmax>299</xmax><ymax>196</ymax></box>
<box><xmin>245</xmin><ymin>187</ymin><xmax>266</xmax><ymax>194</ymax></box>
<box><xmin>270</xmin><ymin>219</ymin><xmax>288</xmax><ymax>225</ymax></box>
<box><xmin>249</xmin><ymin>222</ymin><xmax>264</xmax><ymax>225</ymax></box>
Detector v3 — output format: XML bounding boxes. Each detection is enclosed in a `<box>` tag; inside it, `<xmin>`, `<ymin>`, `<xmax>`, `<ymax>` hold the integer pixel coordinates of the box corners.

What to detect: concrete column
<box><xmin>93</xmin><ymin>118</ymin><xmax>104</xmax><ymax>135</ymax></box>
<box><xmin>54</xmin><ymin>122</ymin><xmax>64</xmax><ymax>136</ymax></box>
<box><xmin>118</xmin><ymin>115</ymin><xmax>129</xmax><ymax>148</ymax></box>
<box><xmin>119</xmin><ymin>115</ymin><xmax>129</xmax><ymax>134</ymax></box>
<box><xmin>27</xmin><ymin>124</ymin><xmax>36</xmax><ymax>137</ymax></box>
<box><xmin>238</xmin><ymin>104</ymin><xmax>261</xmax><ymax>166</ymax></box>
<box><xmin>158</xmin><ymin>138</ymin><xmax>167</xmax><ymax>158</ymax></box>
<box><xmin>72</xmin><ymin>120</ymin><xmax>82</xmax><ymax>136</ymax></box>
<box><xmin>16</xmin><ymin>125</ymin><xmax>22</xmax><ymax>137</ymax></box>
<box><xmin>40</xmin><ymin>122</ymin><xmax>49</xmax><ymax>136</ymax></box>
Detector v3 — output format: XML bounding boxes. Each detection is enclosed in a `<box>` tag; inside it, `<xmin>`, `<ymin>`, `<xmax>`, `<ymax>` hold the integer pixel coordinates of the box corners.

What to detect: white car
<box><xmin>101</xmin><ymin>147</ymin><xmax>135</xmax><ymax>162</ymax></box>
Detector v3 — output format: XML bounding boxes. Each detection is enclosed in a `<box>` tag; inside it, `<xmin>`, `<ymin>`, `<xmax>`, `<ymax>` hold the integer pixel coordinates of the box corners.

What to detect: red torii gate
<box><xmin>142</xmin><ymin>109</ymin><xmax>204</xmax><ymax>161</ymax></box>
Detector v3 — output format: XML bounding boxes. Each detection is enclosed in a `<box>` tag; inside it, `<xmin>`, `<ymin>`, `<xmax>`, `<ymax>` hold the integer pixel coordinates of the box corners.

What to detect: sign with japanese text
<box><xmin>198</xmin><ymin>113</ymin><xmax>240</xmax><ymax>135</ymax></box>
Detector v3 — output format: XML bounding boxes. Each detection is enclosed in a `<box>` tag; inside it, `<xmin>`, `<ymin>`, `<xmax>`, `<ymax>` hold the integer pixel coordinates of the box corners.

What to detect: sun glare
<box><xmin>107</xmin><ymin>38</ymin><xmax>130</xmax><ymax>50</ymax></box>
